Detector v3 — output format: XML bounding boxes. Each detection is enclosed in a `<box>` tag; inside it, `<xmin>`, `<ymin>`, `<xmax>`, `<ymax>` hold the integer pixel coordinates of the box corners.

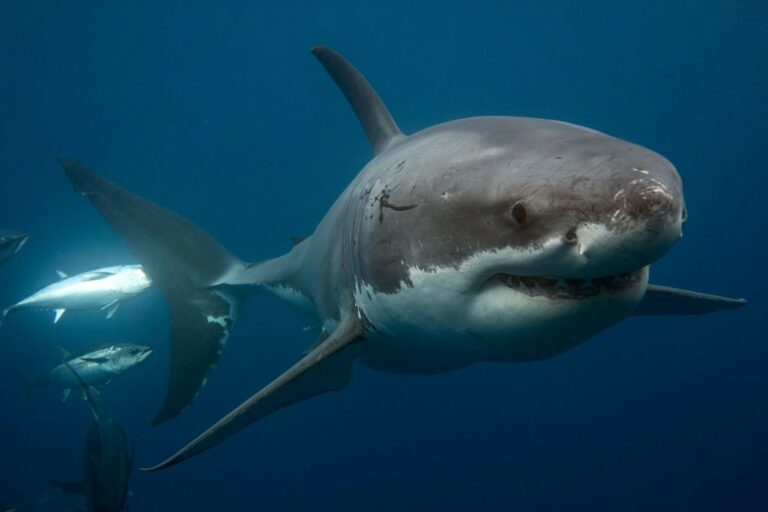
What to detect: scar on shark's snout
<box><xmin>377</xmin><ymin>189</ymin><xmax>418</xmax><ymax>222</ymax></box>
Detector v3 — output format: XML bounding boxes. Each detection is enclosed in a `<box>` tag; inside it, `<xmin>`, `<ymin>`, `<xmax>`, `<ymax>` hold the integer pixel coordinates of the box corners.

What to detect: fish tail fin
<box><xmin>58</xmin><ymin>158</ymin><xmax>251</xmax><ymax>425</ymax></box>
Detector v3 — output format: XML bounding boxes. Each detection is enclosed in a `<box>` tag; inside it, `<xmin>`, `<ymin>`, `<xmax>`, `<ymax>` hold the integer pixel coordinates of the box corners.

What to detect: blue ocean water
<box><xmin>0</xmin><ymin>1</ymin><xmax>765</xmax><ymax>510</ymax></box>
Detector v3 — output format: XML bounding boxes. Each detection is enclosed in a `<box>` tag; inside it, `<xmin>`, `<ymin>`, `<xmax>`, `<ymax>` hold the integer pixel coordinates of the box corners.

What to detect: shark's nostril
<box><xmin>564</xmin><ymin>228</ymin><xmax>578</xmax><ymax>245</ymax></box>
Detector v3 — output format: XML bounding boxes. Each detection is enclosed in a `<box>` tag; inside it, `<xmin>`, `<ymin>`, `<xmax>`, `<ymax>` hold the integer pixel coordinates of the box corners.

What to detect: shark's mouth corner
<box><xmin>493</xmin><ymin>268</ymin><xmax>645</xmax><ymax>300</ymax></box>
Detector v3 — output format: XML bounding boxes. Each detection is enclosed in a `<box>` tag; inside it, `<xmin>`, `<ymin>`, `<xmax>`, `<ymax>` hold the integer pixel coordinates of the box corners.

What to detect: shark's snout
<box><xmin>566</xmin><ymin>178</ymin><xmax>684</xmax><ymax>276</ymax></box>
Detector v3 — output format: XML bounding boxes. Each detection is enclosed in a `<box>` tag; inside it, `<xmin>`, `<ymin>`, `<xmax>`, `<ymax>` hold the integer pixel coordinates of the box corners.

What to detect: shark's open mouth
<box><xmin>495</xmin><ymin>269</ymin><xmax>643</xmax><ymax>299</ymax></box>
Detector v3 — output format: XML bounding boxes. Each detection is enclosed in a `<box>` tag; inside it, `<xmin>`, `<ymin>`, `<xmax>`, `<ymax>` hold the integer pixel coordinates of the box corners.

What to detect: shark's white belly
<box><xmin>352</xmin><ymin>262</ymin><xmax>649</xmax><ymax>374</ymax></box>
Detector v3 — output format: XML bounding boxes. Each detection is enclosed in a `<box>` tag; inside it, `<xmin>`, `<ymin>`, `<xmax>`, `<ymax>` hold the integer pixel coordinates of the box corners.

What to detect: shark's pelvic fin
<box><xmin>634</xmin><ymin>284</ymin><xmax>746</xmax><ymax>316</ymax></box>
<box><xmin>56</xmin><ymin>270</ymin><xmax>68</xmax><ymax>279</ymax></box>
<box><xmin>143</xmin><ymin>313</ymin><xmax>367</xmax><ymax>471</ymax></box>
<box><xmin>311</xmin><ymin>46</ymin><xmax>403</xmax><ymax>155</ymax></box>
<box><xmin>58</xmin><ymin>158</ymin><xmax>247</xmax><ymax>425</ymax></box>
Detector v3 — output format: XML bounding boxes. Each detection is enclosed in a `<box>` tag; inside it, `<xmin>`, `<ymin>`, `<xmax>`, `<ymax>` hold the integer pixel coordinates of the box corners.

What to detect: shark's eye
<box><xmin>681</xmin><ymin>207</ymin><xmax>688</xmax><ymax>223</ymax></box>
<box><xmin>510</xmin><ymin>202</ymin><xmax>528</xmax><ymax>225</ymax></box>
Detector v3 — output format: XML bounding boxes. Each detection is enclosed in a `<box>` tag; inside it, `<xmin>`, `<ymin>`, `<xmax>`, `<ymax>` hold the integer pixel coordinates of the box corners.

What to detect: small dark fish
<box><xmin>50</xmin><ymin>363</ymin><xmax>132</xmax><ymax>512</ymax></box>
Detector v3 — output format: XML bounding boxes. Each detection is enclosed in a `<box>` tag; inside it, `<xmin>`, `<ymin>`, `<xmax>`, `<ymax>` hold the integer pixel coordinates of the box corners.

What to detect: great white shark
<box><xmin>56</xmin><ymin>46</ymin><xmax>745</xmax><ymax>471</ymax></box>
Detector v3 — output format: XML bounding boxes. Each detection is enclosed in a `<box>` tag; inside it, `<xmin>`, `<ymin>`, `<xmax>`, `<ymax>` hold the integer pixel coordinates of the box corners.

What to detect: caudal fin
<box><xmin>58</xmin><ymin>158</ymin><xmax>246</xmax><ymax>424</ymax></box>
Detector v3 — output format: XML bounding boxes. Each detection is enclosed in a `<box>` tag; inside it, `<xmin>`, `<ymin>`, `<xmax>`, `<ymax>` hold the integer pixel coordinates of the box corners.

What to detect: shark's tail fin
<box><xmin>58</xmin><ymin>158</ymin><xmax>248</xmax><ymax>425</ymax></box>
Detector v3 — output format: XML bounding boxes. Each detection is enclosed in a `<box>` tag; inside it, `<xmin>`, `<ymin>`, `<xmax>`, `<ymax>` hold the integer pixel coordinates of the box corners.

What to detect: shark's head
<box><xmin>0</xmin><ymin>230</ymin><xmax>29</xmax><ymax>261</ymax></box>
<box><xmin>357</xmin><ymin>117</ymin><xmax>685</xmax><ymax>363</ymax></box>
<box><xmin>457</xmin><ymin>118</ymin><xmax>685</xmax><ymax>279</ymax></box>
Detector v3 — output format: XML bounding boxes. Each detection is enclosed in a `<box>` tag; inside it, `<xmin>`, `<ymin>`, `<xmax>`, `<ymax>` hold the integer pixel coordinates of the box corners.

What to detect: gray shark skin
<box><xmin>51</xmin><ymin>363</ymin><xmax>132</xmax><ymax>512</ymax></box>
<box><xmin>0</xmin><ymin>229</ymin><xmax>28</xmax><ymax>265</ymax></box>
<box><xmin>57</xmin><ymin>46</ymin><xmax>745</xmax><ymax>471</ymax></box>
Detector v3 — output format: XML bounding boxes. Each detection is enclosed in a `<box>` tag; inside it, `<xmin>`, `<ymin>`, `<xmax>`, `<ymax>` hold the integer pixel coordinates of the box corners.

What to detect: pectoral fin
<box><xmin>53</xmin><ymin>309</ymin><xmax>66</xmax><ymax>324</ymax></box>
<box><xmin>103</xmin><ymin>301</ymin><xmax>120</xmax><ymax>319</ymax></box>
<box><xmin>143</xmin><ymin>313</ymin><xmax>367</xmax><ymax>471</ymax></box>
<box><xmin>634</xmin><ymin>284</ymin><xmax>746</xmax><ymax>316</ymax></box>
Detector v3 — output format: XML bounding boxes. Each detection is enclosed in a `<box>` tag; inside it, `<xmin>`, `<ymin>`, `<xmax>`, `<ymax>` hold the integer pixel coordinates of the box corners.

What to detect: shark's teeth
<box><xmin>495</xmin><ymin>269</ymin><xmax>642</xmax><ymax>299</ymax></box>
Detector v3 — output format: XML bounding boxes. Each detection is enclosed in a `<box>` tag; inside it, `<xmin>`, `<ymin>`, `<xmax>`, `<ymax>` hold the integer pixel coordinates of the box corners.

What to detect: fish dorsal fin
<box><xmin>56</xmin><ymin>270</ymin><xmax>68</xmax><ymax>279</ymax></box>
<box><xmin>311</xmin><ymin>46</ymin><xmax>403</xmax><ymax>156</ymax></box>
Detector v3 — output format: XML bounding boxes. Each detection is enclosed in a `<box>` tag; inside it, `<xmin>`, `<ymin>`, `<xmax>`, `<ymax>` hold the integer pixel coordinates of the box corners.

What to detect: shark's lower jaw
<box><xmin>493</xmin><ymin>268</ymin><xmax>645</xmax><ymax>300</ymax></box>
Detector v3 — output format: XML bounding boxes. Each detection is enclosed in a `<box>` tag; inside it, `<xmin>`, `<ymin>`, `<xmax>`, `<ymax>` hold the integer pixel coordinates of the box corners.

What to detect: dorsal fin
<box><xmin>311</xmin><ymin>46</ymin><xmax>403</xmax><ymax>155</ymax></box>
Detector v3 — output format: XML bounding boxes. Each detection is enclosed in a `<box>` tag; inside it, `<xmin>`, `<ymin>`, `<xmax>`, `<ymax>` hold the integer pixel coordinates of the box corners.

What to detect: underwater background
<box><xmin>0</xmin><ymin>1</ymin><xmax>765</xmax><ymax>510</ymax></box>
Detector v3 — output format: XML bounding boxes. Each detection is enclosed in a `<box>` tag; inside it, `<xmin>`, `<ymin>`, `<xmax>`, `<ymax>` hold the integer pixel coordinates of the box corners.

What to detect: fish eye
<box><xmin>510</xmin><ymin>202</ymin><xmax>528</xmax><ymax>225</ymax></box>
